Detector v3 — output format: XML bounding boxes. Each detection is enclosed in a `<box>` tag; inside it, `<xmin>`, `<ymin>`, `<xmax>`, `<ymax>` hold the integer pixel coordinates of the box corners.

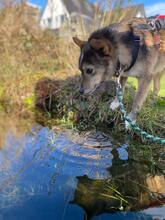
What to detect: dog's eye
<box><xmin>86</xmin><ymin>68</ymin><xmax>94</xmax><ymax>75</ymax></box>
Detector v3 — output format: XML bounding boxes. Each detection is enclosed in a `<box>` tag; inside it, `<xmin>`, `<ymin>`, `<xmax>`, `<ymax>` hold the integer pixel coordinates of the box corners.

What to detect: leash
<box><xmin>116</xmin><ymin>77</ymin><xmax>165</xmax><ymax>144</ymax></box>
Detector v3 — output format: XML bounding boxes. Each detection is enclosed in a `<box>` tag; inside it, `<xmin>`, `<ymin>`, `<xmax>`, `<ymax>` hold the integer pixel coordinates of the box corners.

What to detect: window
<box><xmin>61</xmin><ymin>15</ymin><xmax>65</xmax><ymax>24</ymax></box>
<box><xmin>47</xmin><ymin>17</ymin><xmax>52</xmax><ymax>27</ymax></box>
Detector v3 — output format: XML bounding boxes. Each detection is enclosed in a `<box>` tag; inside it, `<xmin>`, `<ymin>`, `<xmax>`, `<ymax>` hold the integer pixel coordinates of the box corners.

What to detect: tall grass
<box><xmin>0</xmin><ymin>0</ymin><xmax>62</xmax><ymax>110</ymax></box>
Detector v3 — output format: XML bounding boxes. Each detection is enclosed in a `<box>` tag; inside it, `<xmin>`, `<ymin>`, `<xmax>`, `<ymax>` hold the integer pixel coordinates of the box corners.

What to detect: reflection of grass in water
<box><xmin>0</xmin><ymin>112</ymin><xmax>33</xmax><ymax>149</ymax></box>
<box><xmin>73</xmin><ymin>166</ymin><xmax>165</xmax><ymax>216</ymax></box>
<box><xmin>104</xmin><ymin>145</ymin><xmax>164</xmax><ymax>211</ymax></box>
<box><xmin>72</xmin><ymin>145</ymin><xmax>164</xmax><ymax>214</ymax></box>
<box><xmin>101</xmin><ymin>185</ymin><xmax>129</xmax><ymax>210</ymax></box>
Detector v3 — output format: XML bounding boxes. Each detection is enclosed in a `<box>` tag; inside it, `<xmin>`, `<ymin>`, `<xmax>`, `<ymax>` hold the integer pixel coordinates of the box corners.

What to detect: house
<box><xmin>40</xmin><ymin>0</ymin><xmax>95</xmax><ymax>30</ymax></box>
<box><xmin>39</xmin><ymin>1</ymin><xmax>146</xmax><ymax>37</ymax></box>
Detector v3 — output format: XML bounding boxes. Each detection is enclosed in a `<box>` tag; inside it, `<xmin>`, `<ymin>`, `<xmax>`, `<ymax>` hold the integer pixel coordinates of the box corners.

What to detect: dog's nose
<box><xmin>79</xmin><ymin>88</ymin><xmax>84</xmax><ymax>94</ymax></box>
<box><xmin>86</xmin><ymin>68</ymin><xmax>94</xmax><ymax>75</ymax></box>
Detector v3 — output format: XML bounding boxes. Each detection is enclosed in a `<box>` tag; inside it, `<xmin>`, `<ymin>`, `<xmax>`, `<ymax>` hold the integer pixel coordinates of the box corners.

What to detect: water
<box><xmin>0</xmin><ymin>114</ymin><xmax>165</xmax><ymax>220</ymax></box>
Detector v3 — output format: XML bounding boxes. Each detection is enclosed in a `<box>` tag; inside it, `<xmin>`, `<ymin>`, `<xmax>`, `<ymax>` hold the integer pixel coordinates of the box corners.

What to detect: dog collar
<box><xmin>115</xmin><ymin>35</ymin><xmax>141</xmax><ymax>77</ymax></box>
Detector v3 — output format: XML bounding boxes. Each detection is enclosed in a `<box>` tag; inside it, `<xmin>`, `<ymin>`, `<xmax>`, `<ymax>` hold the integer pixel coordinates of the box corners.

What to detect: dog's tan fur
<box><xmin>73</xmin><ymin>20</ymin><xmax>165</xmax><ymax>126</ymax></box>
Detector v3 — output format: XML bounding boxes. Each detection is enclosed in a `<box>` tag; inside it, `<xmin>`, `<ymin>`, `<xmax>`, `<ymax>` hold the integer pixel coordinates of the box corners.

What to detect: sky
<box><xmin>28</xmin><ymin>0</ymin><xmax>165</xmax><ymax>17</ymax></box>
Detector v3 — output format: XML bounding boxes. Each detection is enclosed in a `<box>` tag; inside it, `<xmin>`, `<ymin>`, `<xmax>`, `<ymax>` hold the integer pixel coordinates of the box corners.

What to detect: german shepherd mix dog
<box><xmin>73</xmin><ymin>20</ymin><xmax>165</xmax><ymax>128</ymax></box>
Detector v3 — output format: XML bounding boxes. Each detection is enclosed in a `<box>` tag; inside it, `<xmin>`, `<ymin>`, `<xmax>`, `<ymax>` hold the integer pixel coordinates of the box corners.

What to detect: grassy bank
<box><xmin>39</xmin><ymin>77</ymin><xmax>165</xmax><ymax>134</ymax></box>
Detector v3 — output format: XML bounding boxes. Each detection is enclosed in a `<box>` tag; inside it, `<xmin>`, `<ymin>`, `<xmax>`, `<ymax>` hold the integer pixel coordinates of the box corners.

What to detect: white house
<box><xmin>40</xmin><ymin>0</ymin><xmax>94</xmax><ymax>30</ymax></box>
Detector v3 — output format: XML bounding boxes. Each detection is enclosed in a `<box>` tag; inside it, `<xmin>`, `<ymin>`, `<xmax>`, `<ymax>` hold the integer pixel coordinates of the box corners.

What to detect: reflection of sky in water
<box><xmin>0</xmin><ymin>125</ymin><xmax>164</xmax><ymax>220</ymax></box>
<box><xmin>117</xmin><ymin>144</ymin><xmax>128</xmax><ymax>160</ymax></box>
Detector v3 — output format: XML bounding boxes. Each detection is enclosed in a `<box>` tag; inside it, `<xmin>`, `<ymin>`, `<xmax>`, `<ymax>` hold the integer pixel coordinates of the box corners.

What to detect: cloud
<box><xmin>145</xmin><ymin>2</ymin><xmax>165</xmax><ymax>17</ymax></box>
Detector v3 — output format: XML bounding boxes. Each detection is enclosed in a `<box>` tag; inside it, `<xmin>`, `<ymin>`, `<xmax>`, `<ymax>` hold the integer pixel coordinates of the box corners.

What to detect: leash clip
<box><xmin>115</xmin><ymin>62</ymin><xmax>124</xmax><ymax>77</ymax></box>
<box><xmin>116</xmin><ymin>76</ymin><xmax>121</xmax><ymax>85</ymax></box>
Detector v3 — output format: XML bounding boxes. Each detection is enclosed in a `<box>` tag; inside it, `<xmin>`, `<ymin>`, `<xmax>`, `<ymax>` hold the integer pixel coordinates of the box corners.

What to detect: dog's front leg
<box><xmin>110</xmin><ymin>76</ymin><xmax>128</xmax><ymax>110</ymax></box>
<box><xmin>125</xmin><ymin>76</ymin><xmax>153</xmax><ymax>129</ymax></box>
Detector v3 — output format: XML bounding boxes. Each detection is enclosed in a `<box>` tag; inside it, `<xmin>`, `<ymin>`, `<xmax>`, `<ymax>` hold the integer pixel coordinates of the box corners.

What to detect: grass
<box><xmin>128</xmin><ymin>74</ymin><xmax>165</xmax><ymax>96</ymax></box>
<box><xmin>159</xmin><ymin>75</ymin><xmax>165</xmax><ymax>96</ymax></box>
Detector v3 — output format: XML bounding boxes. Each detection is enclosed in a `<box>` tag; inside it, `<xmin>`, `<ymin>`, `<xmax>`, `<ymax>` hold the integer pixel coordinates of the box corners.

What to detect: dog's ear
<box><xmin>90</xmin><ymin>39</ymin><xmax>111</xmax><ymax>56</ymax></box>
<box><xmin>73</xmin><ymin>37</ymin><xmax>86</xmax><ymax>48</ymax></box>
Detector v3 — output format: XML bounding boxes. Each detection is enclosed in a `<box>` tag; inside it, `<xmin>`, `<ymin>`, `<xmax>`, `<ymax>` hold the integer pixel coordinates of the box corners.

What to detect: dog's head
<box><xmin>73</xmin><ymin>37</ymin><xmax>115</xmax><ymax>94</ymax></box>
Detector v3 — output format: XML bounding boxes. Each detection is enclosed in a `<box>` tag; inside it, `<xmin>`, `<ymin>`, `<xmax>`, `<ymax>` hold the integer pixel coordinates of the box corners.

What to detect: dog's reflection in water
<box><xmin>71</xmin><ymin>148</ymin><xmax>165</xmax><ymax>219</ymax></box>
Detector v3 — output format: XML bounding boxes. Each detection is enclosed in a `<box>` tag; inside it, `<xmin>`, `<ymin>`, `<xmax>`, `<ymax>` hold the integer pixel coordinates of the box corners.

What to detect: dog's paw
<box><xmin>110</xmin><ymin>98</ymin><xmax>120</xmax><ymax>111</ymax></box>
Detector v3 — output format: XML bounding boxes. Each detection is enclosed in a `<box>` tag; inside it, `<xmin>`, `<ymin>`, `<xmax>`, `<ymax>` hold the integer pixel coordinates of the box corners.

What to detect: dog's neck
<box><xmin>89</xmin><ymin>25</ymin><xmax>141</xmax><ymax>76</ymax></box>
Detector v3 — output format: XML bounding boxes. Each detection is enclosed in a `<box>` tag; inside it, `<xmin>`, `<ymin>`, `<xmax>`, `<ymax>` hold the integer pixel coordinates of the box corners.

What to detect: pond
<box><xmin>0</xmin><ymin>113</ymin><xmax>165</xmax><ymax>220</ymax></box>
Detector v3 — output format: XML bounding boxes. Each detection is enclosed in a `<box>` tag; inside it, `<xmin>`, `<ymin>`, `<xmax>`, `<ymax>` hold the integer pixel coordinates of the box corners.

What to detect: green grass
<box><xmin>160</xmin><ymin>75</ymin><xmax>165</xmax><ymax>96</ymax></box>
<box><xmin>128</xmin><ymin>74</ymin><xmax>165</xmax><ymax>97</ymax></box>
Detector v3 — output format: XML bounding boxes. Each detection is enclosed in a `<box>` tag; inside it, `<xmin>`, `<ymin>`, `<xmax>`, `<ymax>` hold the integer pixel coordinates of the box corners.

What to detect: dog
<box><xmin>73</xmin><ymin>20</ymin><xmax>165</xmax><ymax>128</ymax></box>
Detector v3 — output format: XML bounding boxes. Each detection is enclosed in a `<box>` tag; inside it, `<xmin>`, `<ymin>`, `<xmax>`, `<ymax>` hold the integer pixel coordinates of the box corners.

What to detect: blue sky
<box><xmin>28</xmin><ymin>0</ymin><xmax>165</xmax><ymax>16</ymax></box>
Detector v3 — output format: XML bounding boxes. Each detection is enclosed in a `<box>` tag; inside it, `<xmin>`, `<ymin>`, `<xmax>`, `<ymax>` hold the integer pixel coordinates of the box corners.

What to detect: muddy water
<box><xmin>0</xmin><ymin>113</ymin><xmax>165</xmax><ymax>220</ymax></box>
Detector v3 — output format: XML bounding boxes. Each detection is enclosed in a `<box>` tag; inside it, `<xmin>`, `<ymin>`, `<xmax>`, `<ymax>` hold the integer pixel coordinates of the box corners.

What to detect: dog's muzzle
<box><xmin>79</xmin><ymin>81</ymin><xmax>105</xmax><ymax>95</ymax></box>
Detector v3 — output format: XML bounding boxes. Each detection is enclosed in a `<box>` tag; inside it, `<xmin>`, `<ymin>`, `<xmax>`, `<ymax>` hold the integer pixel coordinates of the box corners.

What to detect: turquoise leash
<box><xmin>116</xmin><ymin>77</ymin><xmax>165</xmax><ymax>144</ymax></box>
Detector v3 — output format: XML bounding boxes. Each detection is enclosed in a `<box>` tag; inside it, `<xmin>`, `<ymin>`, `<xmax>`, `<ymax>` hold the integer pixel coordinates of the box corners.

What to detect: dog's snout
<box><xmin>86</xmin><ymin>67</ymin><xmax>94</xmax><ymax>75</ymax></box>
<box><xmin>79</xmin><ymin>87</ymin><xmax>84</xmax><ymax>94</ymax></box>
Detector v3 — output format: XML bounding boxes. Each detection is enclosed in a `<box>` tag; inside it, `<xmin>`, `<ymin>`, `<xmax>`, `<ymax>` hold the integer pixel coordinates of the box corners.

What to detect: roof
<box><xmin>62</xmin><ymin>0</ymin><xmax>94</xmax><ymax>18</ymax></box>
